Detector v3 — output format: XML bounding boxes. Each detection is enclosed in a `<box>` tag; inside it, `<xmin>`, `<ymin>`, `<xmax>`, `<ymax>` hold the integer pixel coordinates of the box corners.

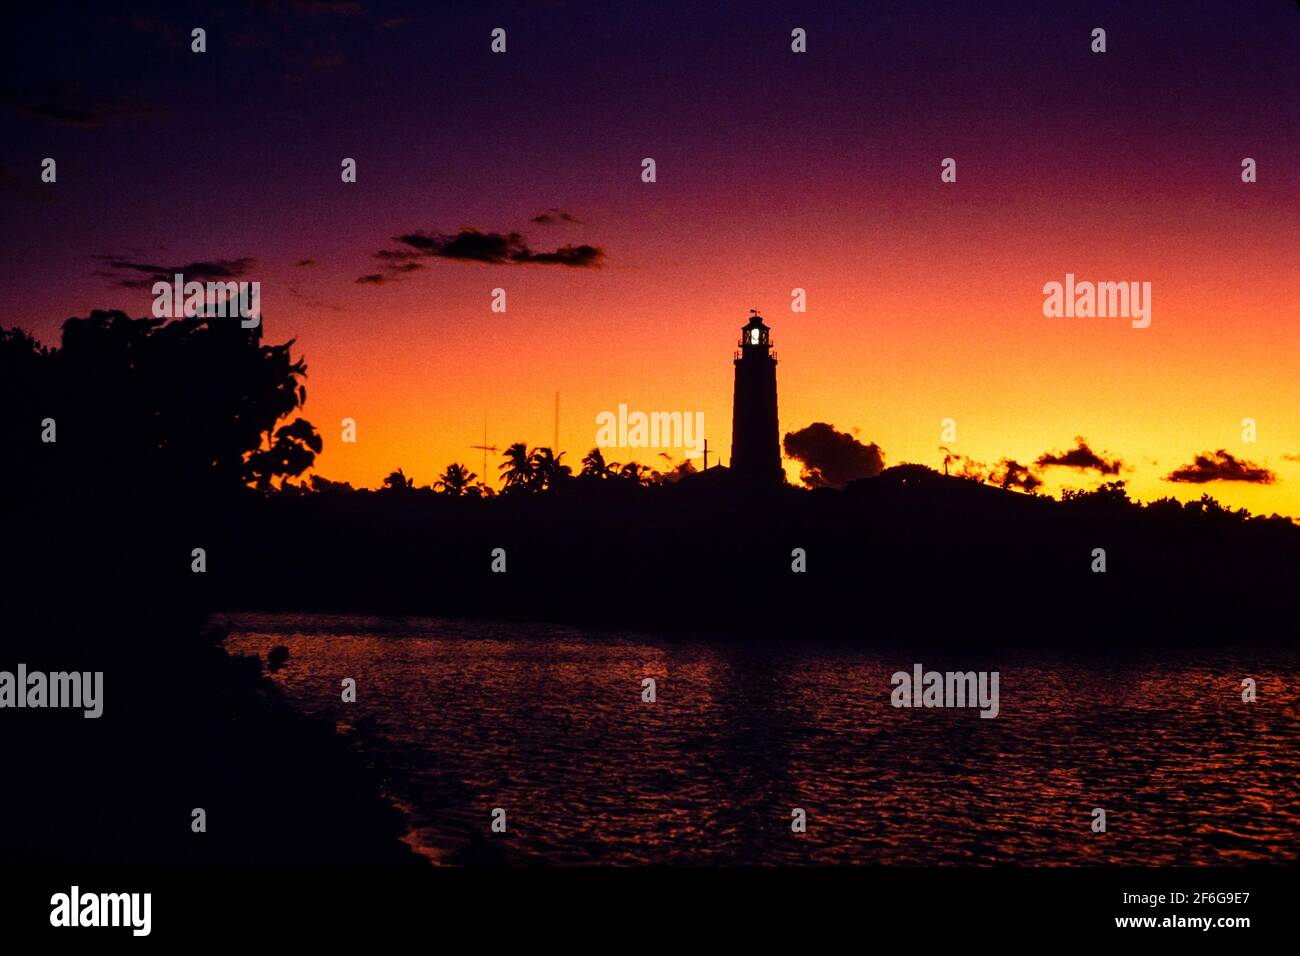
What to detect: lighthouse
<box><xmin>730</xmin><ymin>309</ymin><xmax>784</xmax><ymax>484</ymax></box>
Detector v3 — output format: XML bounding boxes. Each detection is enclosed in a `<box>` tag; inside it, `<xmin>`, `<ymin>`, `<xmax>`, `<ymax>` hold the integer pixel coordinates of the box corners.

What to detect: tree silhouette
<box><xmin>382</xmin><ymin>468</ymin><xmax>414</xmax><ymax>492</ymax></box>
<box><xmin>308</xmin><ymin>474</ymin><xmax>355</xmax><ymax>494</ymax></box>
<box><xmin>435</xmin><ymin>462</ymin><xmax>477</xmax><ymax>496</ymax></box>
<box><xmin>616</xmin><ymin>462</ymin><xmax>657</xmax><ymax>486</ymax></box>
<box><xmin>0</xmin><ymin>328</ymin><xmax>51</xmax><ymax>487</ymax></box>
<box><xmin>246</xmin><ymin>418</ymin><xmax>324</xmax><ymax>491</ymax></box>
<box><xmin>580</xmin><ymin>447</ymin><xmax>617</xmax><ymax>479</ymax></box>
<box><xmin>0</xmin><ymin>310</ymin><xmax>319</xmax><ymax>497</ymax></box>
<box><xmin>500</xmin><ymin>442</ymin><xmax>533</xmax><ymax>493</ymax></box>
<box><xmin>1060</xmin><ymin>480</ymin><xmax>1130</xmax><ymax>510</ymax></box>
<box><xmin>529</xmin><ymin>447</ymin><xmax>571</xmax><ymax>491</ymax></box>
<box><xmin>659</xmin><ymin>457</ymin><xmax>698</xmax><ymax>483</ymax></box>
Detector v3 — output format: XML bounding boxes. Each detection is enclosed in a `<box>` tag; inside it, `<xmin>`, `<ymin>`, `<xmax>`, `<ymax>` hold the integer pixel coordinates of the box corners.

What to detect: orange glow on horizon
<box><xmin>251</xmin><ymin>190</ymin><xmax>1300</xmax><ymax>519</ymax></box>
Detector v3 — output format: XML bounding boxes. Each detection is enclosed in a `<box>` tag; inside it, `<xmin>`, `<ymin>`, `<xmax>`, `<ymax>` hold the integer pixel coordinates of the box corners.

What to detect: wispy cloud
<box><xmin>360</xmin><ymin>225</ymin><xmax>605</xmax><ymax>283</ymax></box>
<box><xmin>94</xmin><ymin>256</ymin><xmax>257</xmax><ymax>290</ymax></box>
<box><xmin>531</xmin><ymin>208</ymin><xmax>583</xmax><ymax>225</ymax></box>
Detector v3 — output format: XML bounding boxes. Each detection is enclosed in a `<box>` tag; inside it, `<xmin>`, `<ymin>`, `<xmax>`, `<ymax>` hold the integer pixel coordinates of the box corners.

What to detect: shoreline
<box><xmin>1</xmin><ymin>606</ymin><xmax>424</xmax><ymax>869</ymax></box>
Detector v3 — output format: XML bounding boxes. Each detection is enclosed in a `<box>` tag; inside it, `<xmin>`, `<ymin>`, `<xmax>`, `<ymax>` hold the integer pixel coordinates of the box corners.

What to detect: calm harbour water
<box><xmin>223</xmin><ymin>612</ymin><xmax>1300</xmax><ymax>865</ymax></box>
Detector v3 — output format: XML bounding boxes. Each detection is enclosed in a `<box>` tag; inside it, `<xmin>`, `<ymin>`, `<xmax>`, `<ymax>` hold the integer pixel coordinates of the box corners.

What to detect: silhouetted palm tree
<box><xmin>660</xmin><ymin>456</ymin><xmax>698</xmax><ymax>483</ymax></box>
<box><xmin>435</xmin><ymin>462</ymin><xmax>477</xmax><ymax>496</ymax></box>
<box><xmin>500</xmin><ymin>442</ymin><xmax>533</xmax><ymax>493</ymax></box>
<box><xmin>617</xmin><ymin>462</ymin><xmax>656</xmax><ymax>486</ymax></box>
<box><xmin>940</xmin><ymin>446</ymin><xmax>955</xmax><ymax>477</ymax></box>
<box><xmin>382</xmin><ymin>468</ymin><xmax>414</xmax><ymax>491</ymax></box>
<box><xmin>580</xmin><ymin>447</ymin><xmax>617</xmax><ymax>479</ymax></box>
<box><xmin>530</xmin><ymin>447</ymin><xmax>571</xmax><ymax>491</ymax></box>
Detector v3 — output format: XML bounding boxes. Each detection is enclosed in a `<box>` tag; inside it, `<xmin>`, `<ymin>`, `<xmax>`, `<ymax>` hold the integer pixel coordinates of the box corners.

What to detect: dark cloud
<box><xmin>1165</xmin><ymin>450</ymin><xmax>1276</xmax><ymax>484</ymax></box>
<box><xmin>1035</xmin><ymin>436</ymin><xmax>1123</xmax><ymax>475</ymax></box>
<box><xmin>992</xmin><ymin>458</ymin><xmax>1043</xmax><ymax>493</ymax></box>
<box><xmin>396</xmin><ymin>230</ymin><xmax>521</xmax><ymax>261</ymax></box>
<box><xmin>398</xmin><ymin>229</ymin><xmax>603</xmax><ymax>266</ymax></box>
<box><xmin>531</xmin><ymin>208</ymin><xmax>583</xmax><ymax>225</ymax></box>
<box><xmin>0</xmin><ymin>82</ymin><xmax>163</xmax><ymax>129</ymax></box>
<box><xmin>523</xmin><ymin>245</ymin><xmax>604</xmax><ymax>266</ymax></box>
<box><xmin>374</xmin><ymin>248</ymin><xmax>425</xmax><ymax>263</ymax></box>
<box><xmin>354</xmin><ymin>273</ymin><xmax>387</xmax><ymax>285</ymax></box>
<box><xmin>294</xmin><ymin>258</ymin><xmax>317</xmax><ymax>267</ymax></box>
<box><xmin>361</xmin><ymin>226</ymin><xmax>605</xmax><ymax>282</ymax></box>
<box><xmin>94</xmin><ymin>256</ymin><xmax>257</xmax><ymax>290</ymax></box>
<box><xmin>783</xmin><ymin>422</ymin><xmax>884</xmax><ymax>489</ymax></box>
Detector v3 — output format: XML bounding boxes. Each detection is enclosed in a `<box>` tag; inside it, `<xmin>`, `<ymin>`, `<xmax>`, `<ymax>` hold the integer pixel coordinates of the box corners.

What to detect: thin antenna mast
<box><xmin>469</xmin><ymin>414</ymin><xmax>498</xmax><ymax>488</ymax></box>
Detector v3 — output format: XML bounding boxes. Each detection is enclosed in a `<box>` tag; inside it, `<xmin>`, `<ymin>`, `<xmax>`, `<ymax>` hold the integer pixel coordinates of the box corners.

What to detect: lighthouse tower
<box><xmin>730</xmin><ymin>309</ymin><xmax>784</xmax><ymax>484</ymax></box>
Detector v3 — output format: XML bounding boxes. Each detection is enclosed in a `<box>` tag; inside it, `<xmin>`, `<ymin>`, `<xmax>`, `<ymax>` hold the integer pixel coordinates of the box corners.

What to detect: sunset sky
<box><xmin>3</xmin><ymin>2</ymin><xmax>1297</xmax><ymax>514</ymax></box>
